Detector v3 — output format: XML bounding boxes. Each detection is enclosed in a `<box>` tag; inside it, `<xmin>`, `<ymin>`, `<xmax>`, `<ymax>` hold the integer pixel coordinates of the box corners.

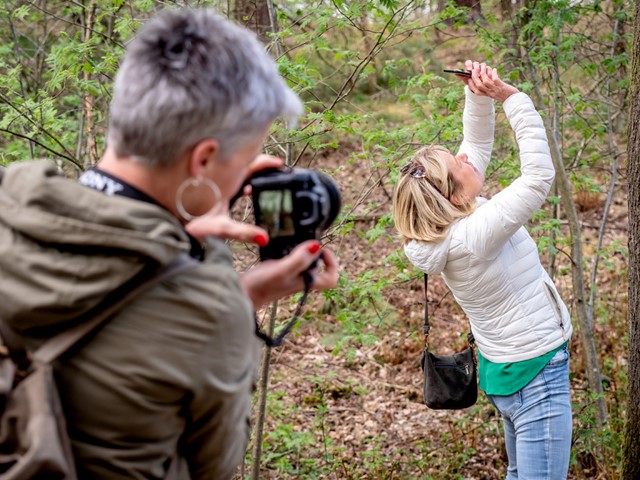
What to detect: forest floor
<box><xmin>232</xmin><ymin>128</ymin><xmax>628</xmax><ymax>479</ymax></box>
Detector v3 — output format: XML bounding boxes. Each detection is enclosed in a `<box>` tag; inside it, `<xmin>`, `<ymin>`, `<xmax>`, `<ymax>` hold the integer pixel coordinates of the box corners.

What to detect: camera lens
<box><xmin>316</xmin><ymin>171</ymin><xmax>341</xmax><ymax>229</ymax></box>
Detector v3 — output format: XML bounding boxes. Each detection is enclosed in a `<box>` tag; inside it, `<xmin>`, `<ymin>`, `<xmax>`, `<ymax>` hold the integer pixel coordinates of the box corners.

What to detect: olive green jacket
<box><xmin>0</xmin><ymin>160</ymin><xmax>259</xmax><ymax>480</ymax></box>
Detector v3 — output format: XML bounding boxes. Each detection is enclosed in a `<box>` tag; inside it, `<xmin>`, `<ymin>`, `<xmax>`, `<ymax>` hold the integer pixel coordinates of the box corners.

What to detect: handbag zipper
<box><xmin>433</xmin><ymin>361</ymin><xmax>472</xmax><ymax>375</ymax></box>
<box><xmin>433</xmin><ymin>361</ymin><xmax>457</xmax><ymax>367</ymax></box>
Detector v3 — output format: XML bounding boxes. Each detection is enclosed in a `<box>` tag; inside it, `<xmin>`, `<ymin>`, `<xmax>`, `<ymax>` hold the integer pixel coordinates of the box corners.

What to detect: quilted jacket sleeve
<box><xmin>457</xmin><ymin>87</ymin><xmax>495</xmax><ymax>176</ymax></box>
<box><xmin>463</xmin><ymin>92</ymin><xmax>555</xmax><ymax>259</ymax></box>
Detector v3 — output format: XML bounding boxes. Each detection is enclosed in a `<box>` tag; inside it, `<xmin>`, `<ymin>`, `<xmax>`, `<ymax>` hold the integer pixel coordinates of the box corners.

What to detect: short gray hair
<box><xmin>107</xmin><ymin>9</ymin><xmax>302</xmax><ymax>166</ymax></box>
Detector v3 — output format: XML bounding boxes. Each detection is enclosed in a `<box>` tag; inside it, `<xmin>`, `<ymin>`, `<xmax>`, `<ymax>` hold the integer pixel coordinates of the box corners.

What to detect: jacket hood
<box><xmin>404</xmin><ymin>234</ymin><xmax>452</xmax><ymax>275</ymax></box>
<box><xmin>0</xmin><ymin>160</ymin><xmax>191</xmax><ymax>334</ymax></box>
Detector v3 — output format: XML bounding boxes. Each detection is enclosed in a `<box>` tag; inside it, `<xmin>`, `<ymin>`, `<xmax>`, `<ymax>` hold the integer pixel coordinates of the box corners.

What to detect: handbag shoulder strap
<box><xmin>423</xmin><ymin>273</ymin><xmax>431</xmax><ymax>336</ymax></box>
<box><xmin>0</xmin><ymin>253</ymin><xmax>199</xmax><ymax>366</ymax></box>
<box><xmin>422</xmin><ymin>273</ymin><xmax>475</xmax><ymax>346</ymax></box>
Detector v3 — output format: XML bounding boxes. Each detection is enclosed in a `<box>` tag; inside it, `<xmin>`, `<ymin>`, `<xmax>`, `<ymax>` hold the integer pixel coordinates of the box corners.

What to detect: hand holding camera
<box><xmin>236</xmin><ymin>161</ymin><xmax>341</xmax><ymax>308</ymax></box>
<box><xmin>240</xmin><ymin>240</ymin><xmax>339</xmax><ymax>309</ymax></box>
<box><xmin>190</xmin><ymin>156</ymin><xmax>342</xmax><ymax>309</ymax></box>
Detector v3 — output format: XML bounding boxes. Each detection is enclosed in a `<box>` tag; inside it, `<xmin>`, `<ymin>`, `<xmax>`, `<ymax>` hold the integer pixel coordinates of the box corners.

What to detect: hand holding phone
<box><xmin>443</xmin><ymin>69</ymin><xmax>472</xmax><ymax>77</ymax></box>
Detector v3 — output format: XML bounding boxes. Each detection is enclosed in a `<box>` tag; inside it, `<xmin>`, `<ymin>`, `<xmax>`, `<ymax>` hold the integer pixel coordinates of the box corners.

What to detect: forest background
<box><xmin>0</xmin><ymin>0</ymin><xmax>635</xmax><ymax>479</ymax></box>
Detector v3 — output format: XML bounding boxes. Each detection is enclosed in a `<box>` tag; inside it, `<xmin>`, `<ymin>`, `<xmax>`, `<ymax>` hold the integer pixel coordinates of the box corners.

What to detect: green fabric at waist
<box><xmin>478</xmin><ymin>341</ymin><xmax>569</xmax><ymax>396</ymax></box>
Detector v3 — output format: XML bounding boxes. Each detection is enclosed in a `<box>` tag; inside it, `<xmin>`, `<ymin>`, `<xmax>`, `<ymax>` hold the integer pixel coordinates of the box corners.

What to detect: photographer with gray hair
<box><xmin>0</xmin><ymin>8</ymin><xmax>338</xmax><ymax>479</ymax></box>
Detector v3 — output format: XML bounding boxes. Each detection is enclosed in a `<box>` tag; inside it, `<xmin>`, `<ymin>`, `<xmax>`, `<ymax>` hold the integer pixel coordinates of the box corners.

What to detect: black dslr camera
<box><xmin>242</xmin><ymin>167</ymin><xmax>341</xmax><ymax>261</ymax></box>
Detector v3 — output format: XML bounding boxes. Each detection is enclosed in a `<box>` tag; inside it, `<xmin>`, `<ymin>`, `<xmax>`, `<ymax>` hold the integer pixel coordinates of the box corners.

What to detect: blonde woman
<box><xmin>392</xmin><ymin>61</ymin><xmax>573</xmax><ymax>479</ymax></box>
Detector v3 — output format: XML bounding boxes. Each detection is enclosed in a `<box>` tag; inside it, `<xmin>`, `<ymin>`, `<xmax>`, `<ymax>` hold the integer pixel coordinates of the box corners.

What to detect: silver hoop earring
<box><xmin>175</xmin><ymin>176</ymin><xmax>222</xmax><ymax>222</ymax></box>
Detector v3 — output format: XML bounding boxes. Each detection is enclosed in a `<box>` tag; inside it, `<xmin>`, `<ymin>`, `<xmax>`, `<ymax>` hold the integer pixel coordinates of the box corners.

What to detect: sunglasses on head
<box><xmin>400</xmin><ymin>162</ymin><xmax>450</xmax><ymax>199</ymax></box>
<box><xmin>400</xmin><ymin>163</ymin><xmax>427</xmax><ymax>178</ymax></box>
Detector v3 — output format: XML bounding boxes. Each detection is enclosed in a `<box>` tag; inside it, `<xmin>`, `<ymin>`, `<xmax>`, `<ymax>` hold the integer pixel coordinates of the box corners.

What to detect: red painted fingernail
<box><xmin>254</xmin><ymin>233</ymin><xmax>269</xmax><ymax>247</ymax></box>
<box><xmin>308</xmin><ymin>242</ymin><xmax>321</xmax><ymax>254</ymax></box>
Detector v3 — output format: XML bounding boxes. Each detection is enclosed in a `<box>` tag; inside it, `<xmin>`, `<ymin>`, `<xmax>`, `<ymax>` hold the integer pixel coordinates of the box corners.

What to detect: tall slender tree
<box><xmin>234</xmin><ymin>0</ymin><xmax>272</xmax><ymax>44</ymax></box>
<box><xmin>623</xmin><ymin>0</ymin><xmax>640</xmax><ymax>477</ymax></box>
<box><xmin>236</xmin><ymin>3</ymin><xmax>282</xmax><ymax>478</ymax></box>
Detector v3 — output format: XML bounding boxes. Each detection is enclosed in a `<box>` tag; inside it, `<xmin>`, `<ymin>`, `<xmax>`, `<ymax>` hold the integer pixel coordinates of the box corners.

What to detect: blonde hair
<box><xmin>391</xmin><ymin>146</ymin><xmax>476</xmax><ymax>244</ymax></box>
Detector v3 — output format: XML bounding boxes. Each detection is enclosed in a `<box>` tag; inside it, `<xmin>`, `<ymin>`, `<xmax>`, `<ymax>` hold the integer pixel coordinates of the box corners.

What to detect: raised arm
<box><xmin>456</xmin><ymin>61</ymin><xmax>520</xmax><ymax>177</ymax></box>
<box><xmin>464</xmin><ymin>91</ymin><xmax>555</xmax><ymax>259</ymax></box>
<box><xmin>457</xmin><ymin>87</ymin><xmax>495</xmax><ymax>176</ymax></box>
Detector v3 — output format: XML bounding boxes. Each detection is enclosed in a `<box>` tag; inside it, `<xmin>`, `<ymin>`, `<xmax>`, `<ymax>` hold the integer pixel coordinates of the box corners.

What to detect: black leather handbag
<box><xmin>420</xmin><ymin>274</ymin><xmax>477</xmax><ymax>410</ymax></box>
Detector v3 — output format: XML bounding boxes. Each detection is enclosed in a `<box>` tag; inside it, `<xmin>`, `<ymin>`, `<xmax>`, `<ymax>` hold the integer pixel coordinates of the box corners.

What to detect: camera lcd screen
<box><xmin>258</xmin><ymin>189</ymin><xmax>295</xmax><ymax>237</ymax></box>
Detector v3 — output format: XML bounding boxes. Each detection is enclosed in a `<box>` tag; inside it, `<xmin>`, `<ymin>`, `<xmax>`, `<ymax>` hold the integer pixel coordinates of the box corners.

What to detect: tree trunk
<box><xmin>454</xmin><ymin>0</ymin><xmax>484</xmax><ymax>24</ymax></box>
<box><xmin>250</xmin><ymin>301</ymin><xmax>278</xmax><ymax>480</ymax></box>
<box><xmin>436</xmin><ymin>0</ymin><xmax>484</xmax><ymax>26</ymax></box>
<box><xmin>82</xmin><ymin>0</ymin><xmax>98</xmax><ymax>170</ymax></box>
<box><xmin>622</xmin><ymin>1</ymin><xmax>640</xmax><ymax>478</ymax></box>
<box><xmin>360</xmin><ymin>14</ymin><xmax>378</xmax><ymax>94</ymax></box>
<box><xmin>243</xmin><ymin>2</ymin><xmax>282</xmax><ymax>477</ymax></box>
<box><xmin>520</xmin><ymin>0</ymin><xmax>607</xmax><ymax>425</ymax></box>
<box><xmin>528</xmin><ymin>75</ymin><xmax>607</xmax><ymax>426</ymax></box>
<box><xmin>499</xmin><ymin>0</ymin><xmax>513</xmax><ymax>19</ymax></box>
<box><xmin>234</xmin><ymin>0</ymin><xmax>271</xmax><ymax>44</ymax></box>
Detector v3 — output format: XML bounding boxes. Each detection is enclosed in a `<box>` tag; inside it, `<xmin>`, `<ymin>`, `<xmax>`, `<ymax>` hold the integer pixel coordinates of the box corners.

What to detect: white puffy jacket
<box><xmin>405</xmin><ymin>89</ymin><xmax>573</xmax><ymax>363</ymax></box>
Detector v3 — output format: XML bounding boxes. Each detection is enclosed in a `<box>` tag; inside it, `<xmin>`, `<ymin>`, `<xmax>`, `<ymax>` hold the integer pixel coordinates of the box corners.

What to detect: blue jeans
<box><xmin>487</xmin><ymin>348</ymin><xmax>572</xmax><ymax>480</ymax></box>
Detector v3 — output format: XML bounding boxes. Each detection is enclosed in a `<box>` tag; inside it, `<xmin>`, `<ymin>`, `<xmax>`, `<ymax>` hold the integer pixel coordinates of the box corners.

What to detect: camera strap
<box><xmin>79</xmin><ymin>167</ymin><xmax>205</xmax><ymax>261</ymax></box>
<box><xmin>254</xmin><ymin>271</ymin><xmax>314</xmax><ymax>348</ymax></box>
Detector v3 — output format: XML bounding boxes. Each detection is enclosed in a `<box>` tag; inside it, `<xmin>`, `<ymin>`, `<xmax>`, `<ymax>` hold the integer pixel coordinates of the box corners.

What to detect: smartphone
<box><xmin>443</xmin><ymin>69</ymin><xmax>472</xmax><ymax>77</ymax></box>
